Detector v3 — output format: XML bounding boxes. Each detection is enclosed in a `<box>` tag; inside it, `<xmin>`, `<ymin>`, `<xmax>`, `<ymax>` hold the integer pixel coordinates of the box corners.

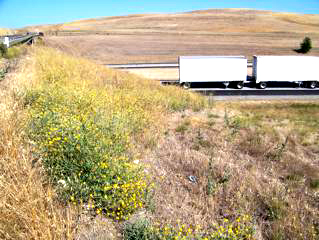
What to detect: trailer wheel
<box><xmin>258</xmin><ymin>82</ymin><xmax>267</xmax><ymax>89</ymax></box>
<box><xmin>236</xmin><ymin>82</ymin><xmax>244</xmax><ymax>89</ymax></box>
<box><xmin>183</xmin><ymin>82</ymin><xmax>191</xmax><ymax>89</ymax></box>
<box><xmin>295</xmin><ymin>81</ymin><xmax>302</xmax><ymax>88</ymax></box>
<box><xmin>309</xmin><ymin>81</ymin><xmax>317</xmax><ymax>89</ymax></box>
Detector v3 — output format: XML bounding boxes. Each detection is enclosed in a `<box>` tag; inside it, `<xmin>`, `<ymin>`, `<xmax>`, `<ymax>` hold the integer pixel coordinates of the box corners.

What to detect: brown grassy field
<box><xmin>1</xmin><ymin>44</ymin><xmax>318</xmax><ymax>239</ymax></box>
<box><xmin>27</xmin><ymin>9</ymin><xmax>319</xmax><ymax>64</ymax></box>
<box><xmin>142</xmin><ymin>100</ymin><xmax>319</xmax><ymax>239</ymax></box>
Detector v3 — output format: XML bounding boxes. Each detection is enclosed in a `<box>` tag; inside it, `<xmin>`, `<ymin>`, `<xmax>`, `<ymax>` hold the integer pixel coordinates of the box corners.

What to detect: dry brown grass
<box><xmin>0</xmin><ymin>46</ymin><xmax>207</xmax><ymax>239</ymax></box>
<box><xmin>0</xmin><ymin>28</ymin><xmax>14</xmax><ymax>35</ymax></box>
<box><xmin>44</xmin><ymin>31</ymin><xmax>319</xmax><ymax>64</ymax></box>
<box><xmin>272</xmin><ymin>13</ymin><xmax>319</xmax><ymax>27</ymax></box>
<box><xmin>50</xmin><ymin>9</ymin><xmax>319</xmax><ymax>34</ymax></box>
<box><xmin>140</xmin><ymin>101</ymin><xmax>319</xmax><ymax>239</ymax></box>
<box><xmin>0</xmin><ymin>59</ymin><xmax>79</xmax><ymax>239</ymax></box>
<box><xmin>0</xmin><ymin>52</ymin><xmax>124</xmax><ymax>240</ymax></box>
<box><xmin>30</xmin><ymin>9</ymin><xmax>319</xmax><ymax>64</ymax></box>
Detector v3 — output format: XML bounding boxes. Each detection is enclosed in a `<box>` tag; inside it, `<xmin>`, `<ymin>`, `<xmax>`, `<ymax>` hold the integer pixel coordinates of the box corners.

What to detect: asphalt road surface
<box><xmin>162</xmin><ymin>81</ymin><xmax>319</xmax><ymax>100</ymax></box>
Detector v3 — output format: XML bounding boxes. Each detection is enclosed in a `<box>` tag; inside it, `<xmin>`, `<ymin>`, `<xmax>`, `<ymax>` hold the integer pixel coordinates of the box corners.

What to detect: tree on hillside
<box><xmin>294</xmin><ymin>37</ymin><xmax>312</xmax><ymax>54</ymax></box>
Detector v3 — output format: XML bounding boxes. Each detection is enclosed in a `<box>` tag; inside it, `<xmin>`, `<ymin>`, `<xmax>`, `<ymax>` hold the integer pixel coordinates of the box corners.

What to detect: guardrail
<box><xmin>0</xmin><ymin>32</ymin><xmax>43</xmax><ymax>48</ymax></box>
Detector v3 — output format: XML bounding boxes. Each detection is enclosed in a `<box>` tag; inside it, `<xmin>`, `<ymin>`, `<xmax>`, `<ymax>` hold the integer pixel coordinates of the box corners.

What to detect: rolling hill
<box><xmin>26</xmin><ymin>9</ymin><xmax>319</xmax><ymax>63</ymax></box>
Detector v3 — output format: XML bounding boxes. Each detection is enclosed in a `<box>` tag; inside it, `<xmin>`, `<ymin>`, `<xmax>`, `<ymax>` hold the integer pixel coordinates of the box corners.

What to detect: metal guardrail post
<box><xmin>4</xmin><ymin>37</ymin><xmax>9</xmax><ymax>48</ymax></box>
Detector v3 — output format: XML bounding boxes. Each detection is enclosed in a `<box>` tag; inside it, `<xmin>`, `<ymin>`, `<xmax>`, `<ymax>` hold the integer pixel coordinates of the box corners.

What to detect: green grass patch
<box><xmin>309</xmin><ymin>178</ymin><xmax>319</xmax><ymax>189</ymax></box>
<box><xmin>0</xmin><ymin>45</ymin><xmax>26</xmax><ymax>59</ymax></box>
<box><xmin>0</xmin><ymin>43</ymin><xmax>7</xmax><ymax>58</ymax></box>
<box><xmin>6</xmin><ymin>45</ymin><xmax>26</xmax><ymax>59</ymax></box>
<box><xmin>175</xmin><ymin>120</ymin><xmax>191</xmax><ymax>134</ymax></box>
<box><xmin>0</xmin><ymin>66</ymin><xmax>8</xmax><ymax>81</ymax></box>
<box><xmin>235</xmin><ymin>102</ymin><xmax>319</xmax><ymax>131</ymax></box>
<box><xmin>123</xmin><ymin>218</ymin><xmax>155</xmax><ymax>240</ymax></box>
<box><xmin>227</xmin><ymin>102</ymin><xmax>319</xmax><ymax>147</ymax></box>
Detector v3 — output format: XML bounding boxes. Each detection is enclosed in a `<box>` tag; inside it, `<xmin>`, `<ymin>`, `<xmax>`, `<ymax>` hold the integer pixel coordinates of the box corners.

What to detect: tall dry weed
<box><xmin>0</xmin><ymin>57</ymin><xmax>78</xmax><ymax>239</ymax></box>
<box><xmin>142</xmin><ymin>105</ymin><xmax>319</xmax><ymax>239</ymax></box>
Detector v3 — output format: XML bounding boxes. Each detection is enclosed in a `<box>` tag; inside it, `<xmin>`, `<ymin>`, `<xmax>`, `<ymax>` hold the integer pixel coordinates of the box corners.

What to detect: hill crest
<box><xmin>21</xmin><ymin>8</ymin><xmax>319</xmax><ymax>34</ymax></box>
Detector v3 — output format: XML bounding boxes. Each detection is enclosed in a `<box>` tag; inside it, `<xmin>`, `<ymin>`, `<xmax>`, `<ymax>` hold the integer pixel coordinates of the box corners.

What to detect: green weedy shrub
<box><xmin>0</xmin><ymin>67</ymin><xmax>8</xmax><ymax>81</ymax></box>
<box><xmin>310</xmin><ymin>178</ymin><xmax>319</xmax><ymax>189</ymax></box>
<box><xmin>0</xmin><ymin>44</ymin><xmax>26</xmax><ymax>59</ymax></box>
<box><xmin>25</xmin><ymin>46</ymin><xmax>207</xmax><ymax>221</ymax></box>
<box><xmin>6</xmin><ymin>46</ymin><xmax>25</xmax><ymax>59</ymax></box>
<box><xmin>0</xmin><ymin>43</ymin><xmax>7</xmax><ymax>58</ymax></box>
<box><xmin>123</xmin><ymin>219</ymin><xmax>156</xmax><ymax>240</ymax></box>
<box><xmin>26</xmin><ymin>88</ymin><xmax>149</xmax><ymax>220</ymax></box>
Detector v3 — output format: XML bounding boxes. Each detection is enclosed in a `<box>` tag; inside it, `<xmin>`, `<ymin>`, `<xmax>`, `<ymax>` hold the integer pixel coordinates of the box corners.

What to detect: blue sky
<box><xmin>0</xmin><ymin>0</ymin><xmax>318</xmax><ymax>28</ymax></box>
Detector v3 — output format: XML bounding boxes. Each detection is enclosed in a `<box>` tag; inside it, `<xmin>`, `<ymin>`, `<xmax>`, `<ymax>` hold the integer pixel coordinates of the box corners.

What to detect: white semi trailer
<box><xmin>179</xmin><ymin>56</ymin><xmax>247</xmax><ymax>89</ymax></box>
<box><xmin>253</xmin><ymin>56</ymin><xmax>319</xmax><ymax>89</ymax></box>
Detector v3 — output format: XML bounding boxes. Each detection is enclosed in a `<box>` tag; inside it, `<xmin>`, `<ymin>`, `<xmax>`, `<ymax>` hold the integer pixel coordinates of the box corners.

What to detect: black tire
<box><xmin>295</xmin><ymin>82</ymin><xmax>302</xmax><ymax>88</ymax></box>
<box><xmin>236</xmin><ymin>81</ymin><xmax>244</xmax><ymax>89</ymax></box>
<box><xmin>258</xmin><ymin>82</ymin><xmax>267</xmax><ymax>89</ymax></box>
<box><xmin>183</xmin><ymin>82</ymin><xmax>191</xmax><ymax>89</ymax></box>
<box><xmin>309</xmin><ymin>81</ymin><xmax>317</xmax><ymax>89</ymax></box>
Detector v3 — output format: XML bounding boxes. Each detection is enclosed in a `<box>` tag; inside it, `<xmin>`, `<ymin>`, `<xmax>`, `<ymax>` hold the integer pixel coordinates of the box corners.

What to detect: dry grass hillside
<box><xmin>1</xmin><ymin>9</ymin><xmax>319</xmax><ymax>239</ymax></box>
<box><xmin>25</xmin><ymin>8</ymin><xmax>319</xmax><ymax>63</ymax></box>
<box><xmin>0</xmin><ymin>46</ymin><xmax>207</xmax><ymax>239</ymax></box>
<box><xmin>0</xmin><ymin>42</ymin><xmax>318</xmax><ymax>239</ymax></box>
<box><xmin>33</xmin><ymin>9</ymin><xmax>319</xmax><ymax>34</ymax></box>
<box><xmin>0</xmin><ymin>28</ymin><xmax>14</xmax><ymax>35</ymax></box>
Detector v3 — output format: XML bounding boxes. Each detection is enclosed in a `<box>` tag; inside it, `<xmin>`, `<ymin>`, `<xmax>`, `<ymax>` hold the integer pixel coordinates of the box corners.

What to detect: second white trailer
<box><xmin>253</xmin><ymin>56</ymin><xmax>319</xmax><ymax>89</ymax></box>
<box><xmin>179</xmin><ymin>56</ymin><xmax>247</xmax><ymax>89</ymax></box>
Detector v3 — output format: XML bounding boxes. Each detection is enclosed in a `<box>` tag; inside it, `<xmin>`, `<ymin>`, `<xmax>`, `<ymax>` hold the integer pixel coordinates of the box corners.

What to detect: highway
<box><xmin>106</xmin><ymin>62</ymin><xmax>319</xmax><ymax>100</ymax></box>
<box><xmin>165</xmin><ymin>82</ymin><xmax>319</xmax><ymax>99</ymax></box>
<box><xmin>106</xmin><ymin>63</ymin><xmax>179</xmax><ymax>68</ymax></box>
<box><xmin>163</xmin><ymin>81</ymin><xmax>319</xmax><ymax>100</ymax></box>
<box><xmin>191</xmin><ymin>88</ymin><xmax>319</xmax><ymax>100</ymax></box>
<box><xmin>106</xmin><ymin>62</ymin><xmax>253</xmax><ymax>68</ymax></box>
